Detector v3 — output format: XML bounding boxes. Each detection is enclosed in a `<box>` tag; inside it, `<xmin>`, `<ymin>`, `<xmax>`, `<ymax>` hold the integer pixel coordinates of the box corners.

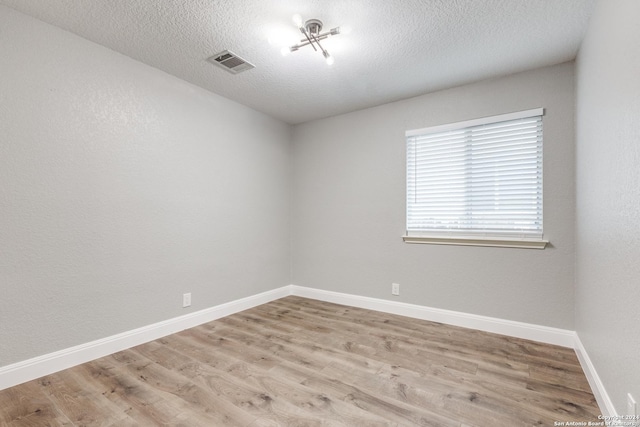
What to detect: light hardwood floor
<box><xmin>0</xmin><ymin>296</ymin><xmax>601</xmax><ymax>426</ymax></box>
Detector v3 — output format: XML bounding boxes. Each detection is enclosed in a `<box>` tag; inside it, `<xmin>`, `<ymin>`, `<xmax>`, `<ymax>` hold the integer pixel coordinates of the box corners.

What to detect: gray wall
<box><xmin>292</xmin><ymin>62</ymin><xmax>576</xmax><ymax>329</ymax></box>
<box><xmin>0</xmin><ymin>6</ymin><xmax>291</xmax><ymax>366</ymax></box>
<box><xmin>575</xmin><ymin>0</ymin><xmax>640</xmax><ymax>415</ymax></box>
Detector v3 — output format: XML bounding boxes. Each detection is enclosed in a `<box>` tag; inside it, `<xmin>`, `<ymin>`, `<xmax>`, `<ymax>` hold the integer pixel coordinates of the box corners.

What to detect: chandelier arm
<box><xmin>290</xmin><ymin>33</ymin><xmax>331</xmax><ymax>50</ymax></box>
<box><xmin>312</xmin><ymin>34</ymin><xmax>329</xmax><ymax>58</ymax></box>
<box><xmin>316</xmin><ymin>31</ymin><xmax>335</xmax><ymax>39</ymax></box>
<box><xmin>300</xmin><ymin>28</ymin><xmax>318</xmax><ymax>51</ymax></box>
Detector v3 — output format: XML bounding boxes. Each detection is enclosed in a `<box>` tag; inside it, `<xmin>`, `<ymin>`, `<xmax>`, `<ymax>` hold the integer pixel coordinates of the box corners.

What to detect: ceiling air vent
<box><xmin>207</xmin><ymin>50</ymin><xmax>255</xmax><ymax>74</ymax></box>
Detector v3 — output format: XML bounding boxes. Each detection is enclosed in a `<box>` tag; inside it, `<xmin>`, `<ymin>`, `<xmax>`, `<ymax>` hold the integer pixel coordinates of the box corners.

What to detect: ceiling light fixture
<box><xmin>282</xmin><ymin>14</ymin><xmax>342</xmax><ymax>65</ymax></box>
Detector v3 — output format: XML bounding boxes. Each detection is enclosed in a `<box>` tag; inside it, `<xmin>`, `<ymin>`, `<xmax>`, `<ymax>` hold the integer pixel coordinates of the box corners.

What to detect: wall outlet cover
<box><xmin>392</xmin><ymin>283</ymin><xmax>400</xmax><ymax>296</ymax></box>
<box><xmin>183</xmin><ymin>293</ymin><xmax>192</xmax><ymax>308</ymax></box>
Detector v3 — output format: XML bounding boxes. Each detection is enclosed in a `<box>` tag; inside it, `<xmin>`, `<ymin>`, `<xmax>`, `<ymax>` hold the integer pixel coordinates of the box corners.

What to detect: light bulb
<box><xmin>292</xmin><ymin>14</ymin><xmax>303</xmax><ymax>27</ymax></box>
<box><xmin>281</xmin><ymin>46</ymin><xmax>291</xmax><ymax>56</ymax></box>
<box><xmin>325</xmin><ymin>54</ymin><xmax>334</xmax><ymax>65</ymax></box>
<box><xmin>340</xmin><ymin>25</ymin><xmax>352</xmax><ymax>35</ymax></box>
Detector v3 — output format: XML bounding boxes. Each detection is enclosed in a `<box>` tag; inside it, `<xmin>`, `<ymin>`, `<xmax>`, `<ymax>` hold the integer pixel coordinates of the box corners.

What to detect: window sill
<box><xmin>402</xmin><ymin>235</ymin><xmax>548</xmax><ymax>249</ymax></box>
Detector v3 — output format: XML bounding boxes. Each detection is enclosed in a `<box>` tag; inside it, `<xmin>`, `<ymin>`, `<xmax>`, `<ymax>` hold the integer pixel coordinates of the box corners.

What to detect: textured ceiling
<box><xmin>1</xmin><ymin>0</ymin><xmax>595</xmax><ymax>124</ymax></box>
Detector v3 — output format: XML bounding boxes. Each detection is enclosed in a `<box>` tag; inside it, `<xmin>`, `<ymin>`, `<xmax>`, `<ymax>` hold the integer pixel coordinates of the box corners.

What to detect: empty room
<box><xmin>0</xmin><ymin>0</ymin><xmax>638</xmax><ymax>426</ymax></box>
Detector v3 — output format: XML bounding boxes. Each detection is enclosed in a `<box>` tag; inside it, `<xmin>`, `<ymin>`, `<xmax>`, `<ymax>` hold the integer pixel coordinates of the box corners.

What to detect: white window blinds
<box><xmin>406</xmin><ymin>108</ymin><xmax>544</xmax><ymax>240</ymax></box>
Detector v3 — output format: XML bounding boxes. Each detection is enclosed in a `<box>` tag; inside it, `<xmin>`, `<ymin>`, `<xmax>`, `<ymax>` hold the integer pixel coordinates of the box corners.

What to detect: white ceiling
<box><xmin>1</xmin><ymin>0</ymin><xmax>595</xmax><ymax>124</ymax></box>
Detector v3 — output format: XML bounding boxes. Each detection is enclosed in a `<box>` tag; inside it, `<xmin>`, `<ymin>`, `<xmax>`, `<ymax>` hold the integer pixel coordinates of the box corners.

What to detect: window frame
<box><xmin>403</xmin><ymin>108</ymin><xmax>548</xmax><ymax>249</ymax></box>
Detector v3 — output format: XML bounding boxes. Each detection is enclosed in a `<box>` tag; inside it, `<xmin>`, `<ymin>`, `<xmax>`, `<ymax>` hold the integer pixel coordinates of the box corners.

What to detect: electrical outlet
<box><xmin>628</xmin><ymin>393</ymin><xmax>637</xmax><ymax>416</ymax></box>
<box><xmin>391</xmin><ymin>283</ymin><xmax>400</xmax><ymax>296</ymax></box>
<box><xmin>183</xmin><ymin>292</ymin><xmax>191</xmax><ymax>308</ymax></box>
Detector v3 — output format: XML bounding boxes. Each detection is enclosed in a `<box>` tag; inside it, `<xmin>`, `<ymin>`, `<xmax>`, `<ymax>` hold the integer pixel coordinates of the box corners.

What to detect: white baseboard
<box><xmin>574</xmin><ymin>334</ymin><xmax>617</xmax><ymax>417</ymax></box>
<box><xmin>0</xmin><ymin>286</ymin><xmax>291</xmax><ymax>391</ymax></box>
<box><xmin>289</xmin><ymin>285</ymin><xmax>576</xmax><ymax>348</ymax></box>
<box><xmin>0</xmin><ymin>282</ymin><xmax>613</xmax><ymax>419</ymax></box>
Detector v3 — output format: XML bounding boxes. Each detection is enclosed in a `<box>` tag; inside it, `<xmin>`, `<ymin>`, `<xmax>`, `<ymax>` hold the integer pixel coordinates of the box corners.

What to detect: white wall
<box><xmin>0</xmin><ymin>6</ymin><xmax>291</xmax><ymax>366</ymax></box>
<box><xmin>292</xmin><ymin>62</ymin><xmax>576</xmax><ymax>329</ymax></box>
<box><xmin>575</xmin><ymin>0</ymin><xmax>640</xmax><ymax>415</ymax></box>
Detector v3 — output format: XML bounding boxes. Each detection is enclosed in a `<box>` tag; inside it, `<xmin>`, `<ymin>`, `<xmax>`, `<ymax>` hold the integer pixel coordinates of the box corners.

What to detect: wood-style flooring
<box><xmin>0</xmin><ymin>296</ymin><xmax>601</xmax><ymax>426</ymax></box>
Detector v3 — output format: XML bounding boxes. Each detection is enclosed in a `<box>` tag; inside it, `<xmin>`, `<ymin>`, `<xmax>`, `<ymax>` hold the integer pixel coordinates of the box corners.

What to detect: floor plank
<box><xmin>0</xmin><ymin>380</ymin><xmax>72</xmax><ymax>427</ymax></box>
<box><xmin>0</xmin><ymin>296</ymin><xmax>602</xmax><ymax>426</ymax></box>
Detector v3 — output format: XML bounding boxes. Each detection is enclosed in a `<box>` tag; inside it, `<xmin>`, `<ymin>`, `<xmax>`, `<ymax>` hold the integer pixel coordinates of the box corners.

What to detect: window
<box><xmin>404</xmin><ymin>108</ymin><xmax>547</xmax><ymax>249</ymax></box>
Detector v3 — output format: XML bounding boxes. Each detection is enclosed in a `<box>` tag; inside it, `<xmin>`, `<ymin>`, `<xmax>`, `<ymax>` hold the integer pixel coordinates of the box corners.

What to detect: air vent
<box><xmin>207</xmin><ymin>50</ymin><xmax>255</xmax><ymax>74</ymax></box>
